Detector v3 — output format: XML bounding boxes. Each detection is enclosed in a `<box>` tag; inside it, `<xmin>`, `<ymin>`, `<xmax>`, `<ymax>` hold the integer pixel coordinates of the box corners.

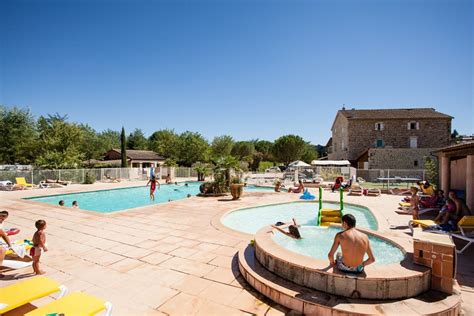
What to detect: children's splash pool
<box><xmin>25</xmin><ymin>182</ymin><xmax>273</xmax><ymax>213</ymax></box>
<box><xmin>221</xmin><ymin>201</ymin><xmax>378</xmax><ymax>234</ymax></box>
<box><xmin>272</xmin><ymin>226</ymin><xmax>405</xmax><ymax>265</ymax></box>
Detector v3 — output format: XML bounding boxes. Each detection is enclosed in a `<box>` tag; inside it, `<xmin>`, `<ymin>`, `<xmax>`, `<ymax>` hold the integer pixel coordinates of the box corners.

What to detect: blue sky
<box><xmin>1</xmin><ymin>0</ymin><xmax>472</xmax><ymax>144</ymax></box>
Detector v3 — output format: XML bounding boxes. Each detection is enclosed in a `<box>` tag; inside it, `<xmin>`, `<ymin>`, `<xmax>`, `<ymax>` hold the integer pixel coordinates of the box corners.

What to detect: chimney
<box><xmin>342</xmin><ymin>104</ymin><xmax>346</xmax><ymax>110</ymax></box>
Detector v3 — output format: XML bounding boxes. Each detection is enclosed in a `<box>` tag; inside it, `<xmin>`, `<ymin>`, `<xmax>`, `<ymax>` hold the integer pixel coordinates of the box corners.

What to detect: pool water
<box><xmin>221</xmin><ymin>201</ymin><xmax>378</xmax><ymax>234</ymax></box>
<box><xmin>26</xmin><ymin>182</ymin><xmax>274</xmax><ymax>213</ymax></box>
<box><xmin>272</xmin><ymin>226</ymin><xmax>405</xmax><ymax>265</ymax></box>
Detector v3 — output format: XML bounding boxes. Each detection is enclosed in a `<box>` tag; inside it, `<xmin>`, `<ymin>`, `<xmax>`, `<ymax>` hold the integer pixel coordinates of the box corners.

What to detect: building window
<box><xmin>410</xmin><ymin>136</ymin><xmax>418</xmax><ymax>148</ymax></box>
<box><xmin>375</xmin><ymin>122</ymin><xmax>384</xmax><ymax>131</ymax></box>
<box><xmin>376</xmin><ymin>139</ymin><xmax>384</xmax><ymax>148</ymax></box>
<box><xmin>414</xmin><ymin>160</ymin><xmax>419</xmax><ymax>167</ymax></box>
<box><xmin>408</xmin><ymin>121</ymin><xmax>419</xmax><ymax>130</ymax></box>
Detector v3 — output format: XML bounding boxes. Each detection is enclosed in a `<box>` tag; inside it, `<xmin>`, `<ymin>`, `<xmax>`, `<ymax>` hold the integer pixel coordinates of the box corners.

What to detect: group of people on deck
<box><xmin>271</xmin><ymin>214</ymin><xmax>375</xmax><ymax>274</ymax></box>
<box><xmin>407</xmin><ymin>181</ymin><xmax>471</xmax><ymax>230</ymax></box>
<box><xmin>1</xmin><ymin>211</ymin><xmax>48</xmax><ymax>277</ymax></box>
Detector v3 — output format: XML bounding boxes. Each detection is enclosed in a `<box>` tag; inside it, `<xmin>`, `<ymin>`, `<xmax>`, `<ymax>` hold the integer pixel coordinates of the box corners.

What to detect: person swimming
<box><xmin>271</xmin><ymin>218</ymin><xmax>301</xmax><ymax>239</ymax></box>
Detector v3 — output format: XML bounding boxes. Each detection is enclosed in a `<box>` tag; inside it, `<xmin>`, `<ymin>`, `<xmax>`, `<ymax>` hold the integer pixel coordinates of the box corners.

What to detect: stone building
<box><xmin>102</xmin><ymin>149</ymin><xmax>165</xmax><ymax>168</ymax></box>
<box><xmin>327</xmin><ymin>108</ymin><xmax>452</xmax><ymax>169</ymax></box>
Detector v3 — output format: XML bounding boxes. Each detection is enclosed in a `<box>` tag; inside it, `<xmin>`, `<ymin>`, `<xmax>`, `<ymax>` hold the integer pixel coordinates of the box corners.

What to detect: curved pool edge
<box><xmin>214</xmin><ymin>200</ymin><xmax>380</xmax><ymax>237</ymax></box>
<box><xmin>255</xmin><ymin>225</ymin><xmax>431</xmax><ymax>300</ymax></box>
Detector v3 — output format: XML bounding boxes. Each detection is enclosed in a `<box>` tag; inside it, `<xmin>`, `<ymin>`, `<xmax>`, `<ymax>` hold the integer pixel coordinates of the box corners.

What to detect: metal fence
<box><xmin>0</xmin><ymin>167</ymin><xmax>197</xmax><ymax>184</ymax></box>
<box><xmin>356</xmin><ymin>169</ymin><xmax>426</xmax><ymax>183</ymax></box>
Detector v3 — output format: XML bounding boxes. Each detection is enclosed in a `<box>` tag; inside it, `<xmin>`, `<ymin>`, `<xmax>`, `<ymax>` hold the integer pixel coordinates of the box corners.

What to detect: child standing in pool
<box><xmin>31</xmin><ymin>219</ymin><xmax>48</xmax><ymax>275</ymax></box>
<box><xmin>147</xmin><ymin>175</ymin><xmax>160</xmax><ymax>201</ymax></box>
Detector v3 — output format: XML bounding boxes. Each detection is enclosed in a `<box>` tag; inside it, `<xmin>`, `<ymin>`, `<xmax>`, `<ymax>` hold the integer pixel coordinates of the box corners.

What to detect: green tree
<box><xmin>211</xmin><ymin>135</ymin><xmax>234</xmax><ymax>157</ymax></box>
<box><xmin>98</xmin><ymin>129</ymin><xmax>121</xmax><ymax>152</ymax></box>
<box><xmin>78</xmin><ymin>124</ymin><xmax>103</xmax><ymax>160</ymax></box>
<box><xmin>301</xmin><ymin>144</ymin><xmax>319</xmax><ymax>163</ymax></box>
<box><xmin>35</xmin><ymin>114</ymin><xmax>84</xmax><ymax>169</ymax></box>
<box><xmin>148</xmin><ymin>129</ymin><xmax>180</xmax><ymax>158</ymax></box>
<box><xmin>0</xmin><ymin>106</ymin><xmax>38</xmax><ymax>164</ymax></box>
<box><xmin>253</xmin><ymin>140</ymin><xmax>274</xmax><ymax>161</ymax></box>
<box><xmin>272</xmin><ymin>135</ymin><xmax>307</xmax><ymax>165</ymax></box>
<box><xmin>177</xmin><ymin>131</ymin><xmax>210</xmax><ymax>166</ymax></box>
<box><xmin>231</xmin><ymin>141</ymin><xmax>255</xmax><ymax>162</ymax></box>
<box><xmin>121</xmin><ymin>127</ymin><xmax>128</xmax><ymax>167</ymax></box>
<box><xmin>424</xmin><ymin>156</ymin><xmax>439</xmax><ymax>187</ymax></box>
<box><xmin>127</xmin><ymin>128</ymin><xmax>148</xmax><ymax>150</ymax></box>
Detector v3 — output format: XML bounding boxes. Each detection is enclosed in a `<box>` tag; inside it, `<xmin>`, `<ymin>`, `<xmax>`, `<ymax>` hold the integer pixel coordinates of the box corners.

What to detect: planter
<box><xmin>230</xmin><ymin>183</ymin><xmax>244</xmax><ymax>200</ymax></box>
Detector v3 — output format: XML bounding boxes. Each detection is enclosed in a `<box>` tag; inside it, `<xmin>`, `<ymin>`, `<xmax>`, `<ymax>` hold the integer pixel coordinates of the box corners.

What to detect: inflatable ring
<box><xmin>6</xmin><ymin>228</ymin><xmax>20</xmax><ymax>236</ymax></box>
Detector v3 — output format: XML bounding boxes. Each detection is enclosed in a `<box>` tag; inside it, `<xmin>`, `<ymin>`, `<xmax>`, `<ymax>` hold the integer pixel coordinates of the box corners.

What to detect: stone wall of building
<box><xmin>328</xmin><ymin>114</ymin><xmax>349</xmax><ymax>160</ymax></box>
<box><xmin>368</xmin><ymin>148</ymin><xmax>437</xmax><ymax>169</ymax></box>
<box><xmin>345</xmin><ymin>118</ymin><xmax>451</xmax><ymax>161</ymax></box>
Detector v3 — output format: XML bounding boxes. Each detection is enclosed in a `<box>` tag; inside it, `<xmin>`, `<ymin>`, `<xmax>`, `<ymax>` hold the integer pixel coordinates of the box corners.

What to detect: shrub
<box><xmin>83</xmin><ymin>172</ymin><xmax>96</xmax><ymax>184</ymax></box>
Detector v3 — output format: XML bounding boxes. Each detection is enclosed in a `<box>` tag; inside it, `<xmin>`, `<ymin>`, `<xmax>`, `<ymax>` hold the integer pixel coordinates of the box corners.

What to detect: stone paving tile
<box><xmin>158</xmin><ymin>292</ymin><xmax>248</xmax><ymax>316</ymax></box>
<box><xmin>188</xmin><ymin>251</ymin><xmax>218</xmax><ymax>264</ymax></box>
<box><xmin>212</xmin><ymin>245</ymin><xmax>239</xmax><ymax>257</ymax></box>
<box><xmin>195</xmin><ymin>242</ymin><xmax>221</xmax><ymax>252</ymax></box>
<box><xmin>203</xmin><ymin>266</ymin><xmax>238</xmax><ymax>285</ymax></box>
<box><xmin>152</xmin><ymin>242</ymin><xmax>181</xmax><ymax>254</ymax></box>
<box><xmin>198</xmin><ymin>281</ymin><xmax>243</xmax><ymax>306</ymax></box>
<box><xmin>140</xmin><ymin>252</ymin><xmax>173</xmax><ymax>265</ymax></box>
<box><xmin>171</xmin><ymin>274</ymin><xmax>215</xmax><ymax>295</ymax></box>
<box><xmin>209</xmin><ymin>254</ymin><xmax>234</xmax><ymax>268</ymax></box>
<box><xmin>229</xmin><ymin>288</ymin><xmax>273</xmax><ymax>315</ymax></box>
<box><xmin>109</xmin><ymin>258</ymin><xmax>146</xmax><ymax>273</ymax></box>
<box><xmin>84</xmin><ymin>248</ymin><xmax>126</xmax><ymax>266</ymax></box>
<box><xmin>130</xmin><ymin>284</ymin><xmax>179</xmax><ymax>309</ymax></box>
<box><xmin>168</xmin><ymin>247</ymin><xmax>201</xmax><ymax>258</ymax></box>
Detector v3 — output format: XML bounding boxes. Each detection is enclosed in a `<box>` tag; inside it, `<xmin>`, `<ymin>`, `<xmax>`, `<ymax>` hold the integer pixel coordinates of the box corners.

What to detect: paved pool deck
<box><xmin>1</xmin><ymin>181</ymin><xmax>473</xmax><ymax>315</ymax></box>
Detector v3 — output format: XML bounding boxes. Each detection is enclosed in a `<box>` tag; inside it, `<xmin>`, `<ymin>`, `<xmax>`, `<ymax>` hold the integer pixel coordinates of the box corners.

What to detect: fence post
<box><xmin>387</xmin><ymin>169</ymin><xmax>390</xmax><ymax>189</ymax></box>
<box><xmin>82</xmin><ymin>169</ymin><xmax>85</xmax><ymax>183</ymax></box>
<box><xmin>422</xmin><ymin>169</ymin><xmax>425</xmax><ymax>181</ymax></box>
<box><xmin>31</xmin><ymin>170</ymin><xmax>34</xmax><ymax>184</ymax></box>
<box><xmin>58</xmin><ymin>170</ymin><xmax>61</xmax><ymax>181</ymax></box>
<box><xmin>101</xmin><ymin>169</ymin><xmax>104</xmax><ymax>182</ymax></box>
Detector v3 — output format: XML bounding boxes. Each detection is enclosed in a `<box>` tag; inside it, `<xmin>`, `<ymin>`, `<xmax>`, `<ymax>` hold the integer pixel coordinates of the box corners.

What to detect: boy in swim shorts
<box><xmin>31</xmin><ymin>219</ymin><xmax>48</xmax><ymax>275</ymax></box>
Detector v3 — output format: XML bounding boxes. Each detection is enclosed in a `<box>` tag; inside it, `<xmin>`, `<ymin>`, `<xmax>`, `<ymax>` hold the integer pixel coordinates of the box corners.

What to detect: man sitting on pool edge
<box><xmin>327</xmin><ymin>214</ymin><xmax>375</xmax><ymax>274</ymax></box>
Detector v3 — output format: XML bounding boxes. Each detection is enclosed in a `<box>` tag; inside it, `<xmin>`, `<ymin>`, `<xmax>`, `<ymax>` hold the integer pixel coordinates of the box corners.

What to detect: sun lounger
<box><xmin>451</xmin><ymin>233</ymin><xmax>474</xmax><ymax>254</ymax></box>
<box><xmin>395</xmin><ymin>207</ymin><xmax>439</xmax><ymax>216</ymax></box>
<box><xmin>409</xmin><ymin>216</ymin><xmax>474</xmax><ymax>254</ymax></box>
<box><xmin>0</xmin><ymin>180</ymin><xmax>24</xmax><ymax>191</ymax></box>
<box><xmin>25</xmin><ymin>292</ymin><xmax>112</xmax><ymax>316</ymax></box>
<box><xmin>348</xmin><ymin>188</ymin><xmax>364</xmax><ymax>196</ymax></box>
<box><xmin>15</xmin><ymin>177</ymin><xmax>36</xmax><ymax>188</ymax></box>
<box><xmin>366</xmin><ymin>188</ymin><xmax>381</xmax><ymax>197</ymax></box>
<box><xmin>0</xmin><ymin>276</ymin><xmax>67</xmax><ymax>314</ymax></box>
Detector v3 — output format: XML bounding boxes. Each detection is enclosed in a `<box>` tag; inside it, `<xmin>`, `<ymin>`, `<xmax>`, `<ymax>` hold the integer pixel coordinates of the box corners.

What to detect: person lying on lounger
<box><xmin>288</xmin><ymin>180</ymin><xmax>304</xmax><ymax>193</ymax></box>
<box><xmin>271</xmin><ymin>218</ymin><xmax>301</xmax><ymax>239</ymax></box>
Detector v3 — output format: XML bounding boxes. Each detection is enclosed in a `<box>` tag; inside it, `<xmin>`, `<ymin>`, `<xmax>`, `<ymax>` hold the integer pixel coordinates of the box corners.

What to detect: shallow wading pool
<box><xmin>221</xmin><ymin>201</ymin><xmax>378</xmax><ymax>234</ymax></box>
<box><xmin>272</xmin><ymin>226</ymin><xmax>405</xmax><ymax>265</ymax></box>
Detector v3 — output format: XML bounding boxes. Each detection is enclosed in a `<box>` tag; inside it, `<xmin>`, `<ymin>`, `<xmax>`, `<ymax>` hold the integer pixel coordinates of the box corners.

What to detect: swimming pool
<box><xmin>272</xmin><ymin>226</ymin><xmax>404</xmax><ymax>265</ymax></box>
<box><xmin>221</xmin><ymin>201</ymin><xmax>378</xmax><ymax>234</ymax></box>
<box><xmin>26</xmin><ymin>182</ymin><xmax>275</xmax><ymax>213</ymax></box>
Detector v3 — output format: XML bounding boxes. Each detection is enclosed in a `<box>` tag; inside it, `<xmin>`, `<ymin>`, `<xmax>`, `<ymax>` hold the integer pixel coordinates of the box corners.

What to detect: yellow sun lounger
<box><xmin>25</xmin><ymin>292</ymin><xmax>113</xmax><ymax>316</ymax></box>
<box><xmin>409</xmin><ymin>215</ymin><xmax>474</xmax><ymax>237</ymax></box>
<box><xmin>0</xmin><ymin>276</ymin><xmax>67</xmax><ymax>314</ymax></box>
<box><xmin>15</xmin><ymin>177</ymin><xmax>36</xmax><ymax>188</ymax></box>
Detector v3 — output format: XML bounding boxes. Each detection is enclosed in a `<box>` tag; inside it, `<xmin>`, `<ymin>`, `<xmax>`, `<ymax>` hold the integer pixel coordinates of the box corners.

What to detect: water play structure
<box><xmin>317</xmin><ymin>187</ymin><xmax>344</xmax><ymax>226</ymax></box>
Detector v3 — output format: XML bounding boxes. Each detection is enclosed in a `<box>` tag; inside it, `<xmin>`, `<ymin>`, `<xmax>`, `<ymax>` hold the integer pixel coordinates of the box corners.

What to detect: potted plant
<box><xmin>230</xmin><ymin>176</ymin><xmax>244</xmax><ymax>200</ymax></box>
